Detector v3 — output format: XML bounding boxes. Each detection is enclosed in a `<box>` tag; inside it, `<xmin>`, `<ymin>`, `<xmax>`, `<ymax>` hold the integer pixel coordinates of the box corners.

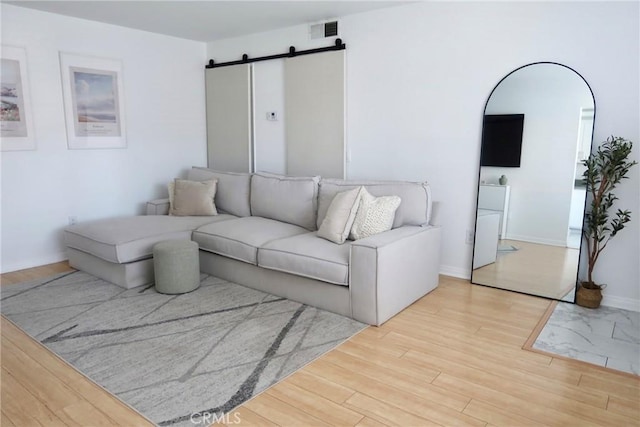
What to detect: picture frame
<box><xmin>1</xmin><ymin>45</ymin><xmax>36</xmax><ymax>151</ymax></box>
<box><xmin>59</xmin><ymin>52</ymin><xmax>126</xmax><ymax>149</ymax></box>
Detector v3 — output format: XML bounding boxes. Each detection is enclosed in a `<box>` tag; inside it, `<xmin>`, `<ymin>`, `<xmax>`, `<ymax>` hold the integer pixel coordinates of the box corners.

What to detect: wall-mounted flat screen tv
<box><xmin>481</xmin><ymin>114</ymin><xmax>525</xmax><ymax>167</ymax></box>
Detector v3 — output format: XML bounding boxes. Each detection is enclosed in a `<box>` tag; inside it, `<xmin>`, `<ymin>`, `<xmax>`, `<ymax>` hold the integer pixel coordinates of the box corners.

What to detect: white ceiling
<box><xmin>4</xmin><ymin>1</ymin><xmax>410</xmax><ymax>42</ymax></box>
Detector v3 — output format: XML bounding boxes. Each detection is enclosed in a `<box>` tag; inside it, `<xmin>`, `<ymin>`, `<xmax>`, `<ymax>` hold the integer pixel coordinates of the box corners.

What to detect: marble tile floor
<box><xmin>534</xmin><ymin>301</ymin><xmax>640</xmax><ymax>375</ymax></box>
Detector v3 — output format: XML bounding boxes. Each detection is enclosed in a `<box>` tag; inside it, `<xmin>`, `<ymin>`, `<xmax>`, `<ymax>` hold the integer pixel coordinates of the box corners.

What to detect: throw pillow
<box><xmin>170</xmin><ymin>179</ymin><xmax>218</xmax><ymax>216</ymax></box>
<box><xmin>318</xmin><ymin>187</ymin><xmax>364</xmax><ymax>244</ymax></box>
<box><xmin>349</xmin><ymin>188</ymin><xmax>401</xmax><ymax>240</ymax></box>
<box><xmin>167</xmin><ymin>181</ymin><xmax>175</xmax><ymax>212</ymax></box>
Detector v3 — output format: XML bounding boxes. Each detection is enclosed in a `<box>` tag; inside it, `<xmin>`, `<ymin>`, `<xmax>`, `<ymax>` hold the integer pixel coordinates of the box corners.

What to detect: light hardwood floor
<box><xmin>472</xmin><ymin>239</ymin><xmax>579</xmax><ymax>300</ymax></box>
<box><xmin>2</xmin><ymin>262</ymin><xmax>639</xmax><ymax>426</ymax></box>
<box><xmin>1</xmin><ymin>262</ymin><xmax>153</xmax><ymax>426</ymax></box>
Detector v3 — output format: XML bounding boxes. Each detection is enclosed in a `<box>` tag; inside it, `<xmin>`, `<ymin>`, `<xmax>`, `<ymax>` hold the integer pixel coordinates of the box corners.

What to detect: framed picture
<box><xmin>1</xmin><ymin>45</ymin><xmax>36</xmax><ymax>151</ymax></box>
<box><xmin>59</xmin><ymin>52</ymin><xmax>126</xmax><ymax>149</ymax></box>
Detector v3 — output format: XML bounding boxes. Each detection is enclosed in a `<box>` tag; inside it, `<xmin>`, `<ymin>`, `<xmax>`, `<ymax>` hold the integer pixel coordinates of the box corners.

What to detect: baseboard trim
<box><xmin>1</xmin><ymin>252</ymin><xmax>68</xmax><ymax>274</ymax></box>
<box><xmin>505</xmin><ymin>234</ymin><xmax>567</xmax><ymax>247</ymax></box>
<box><xmin>440</xmin><ymin>265</ymin><xmax>470</xmax><ymax>280</ymax></box>
<box><xmin>601</xmin><ymin>295</ymin><xmax>640</xmax><ymax>312</ymax></box>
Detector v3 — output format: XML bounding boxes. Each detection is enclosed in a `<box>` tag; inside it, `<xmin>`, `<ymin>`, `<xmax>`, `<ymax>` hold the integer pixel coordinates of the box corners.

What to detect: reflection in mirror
<box><xmin>471</xmin><ymin>62</ymin><xmax>595</xmax><ymax>302</ymax></box>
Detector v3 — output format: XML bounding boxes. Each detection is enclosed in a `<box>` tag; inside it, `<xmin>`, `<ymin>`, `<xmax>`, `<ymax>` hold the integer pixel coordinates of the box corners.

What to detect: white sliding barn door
<box><xmin>205</xmin><ymin>64</ymin><xmax>252</xmax><ymax>173</ymax></box>
<box><xmin>285</xmin><ymin>50</ymin><xmax>345</xmax><ymax>178</ymax></box>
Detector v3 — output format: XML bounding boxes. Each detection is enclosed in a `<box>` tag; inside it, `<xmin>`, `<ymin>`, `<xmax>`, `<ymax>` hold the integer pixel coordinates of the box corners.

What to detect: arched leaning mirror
<box><xmin>471</xmin><ymin>62</ymin><xmax>595</xmax><ymax>302</ymax></box>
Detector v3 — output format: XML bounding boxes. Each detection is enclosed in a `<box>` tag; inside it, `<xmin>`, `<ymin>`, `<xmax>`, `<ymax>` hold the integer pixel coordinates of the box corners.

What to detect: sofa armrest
<box><xmin>349</xmin><ymin>225</ymin><xmax>441</xmax><ymax>325</ymax></box>
<box><xmin>146</xmin><ymin>198</ymin><xmax>170</xmax><ymax>215</ymax></box>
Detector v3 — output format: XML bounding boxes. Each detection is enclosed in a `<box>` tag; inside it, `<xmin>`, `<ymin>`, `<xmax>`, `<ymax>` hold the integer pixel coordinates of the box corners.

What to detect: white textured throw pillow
<box><xmin>169</xmin><ymin>179</ymin><xmax>218</xmax><ymax>216</ymax></box>
<box><xmin>349</xmin><ymin>188</ymin><xmax>401</xmax><ymax>240</ymax></box>
<box><xmin>318</xmin><ymin>187</ymin><xmax>364</xmax><ymax>244</ymax></box>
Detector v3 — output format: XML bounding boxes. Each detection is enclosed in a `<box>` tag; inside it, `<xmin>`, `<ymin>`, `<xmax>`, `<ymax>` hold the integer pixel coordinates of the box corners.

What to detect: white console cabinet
<box><xmin>478</xmin><ymin>184</ymin><xmax>510</xmax><ymax>239</ymax></box>
<box><xmin>473</xmin><ymin>210</ymin><xmax>501</xmax><ymax>269</ymax></box>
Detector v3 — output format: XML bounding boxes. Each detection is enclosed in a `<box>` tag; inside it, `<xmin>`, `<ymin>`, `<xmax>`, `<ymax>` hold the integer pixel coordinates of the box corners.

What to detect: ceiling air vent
<box><xmin>309</xmin><ymin>21</ymin><xmax>338</xmax><ymax>40</ymax></box>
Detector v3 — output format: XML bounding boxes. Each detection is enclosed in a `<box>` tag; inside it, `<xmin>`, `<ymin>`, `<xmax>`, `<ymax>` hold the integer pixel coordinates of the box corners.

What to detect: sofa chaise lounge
<box><xmin>64</xmin><ymin>167</ymin><xmax>441</xmax><ymax>325</ymax></box>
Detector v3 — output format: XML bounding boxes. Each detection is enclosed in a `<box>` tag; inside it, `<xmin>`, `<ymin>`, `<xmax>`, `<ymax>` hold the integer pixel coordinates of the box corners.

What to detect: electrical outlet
<box><xmin>465</xmin><ymin>229</ymin><xmax>474</xmax><ymax>245</ymax></box>
<box><xmin>68</xmin><ymin>216</ymin><xmax>78</xmax><ymax>226</ymax></box>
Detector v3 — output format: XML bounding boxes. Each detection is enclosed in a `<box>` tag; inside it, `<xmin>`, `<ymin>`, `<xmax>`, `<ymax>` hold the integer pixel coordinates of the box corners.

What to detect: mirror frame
<box><xmin>471</xmin><ymin>61</ymin><xmax>596</xmax><ymax>303</ymax></box>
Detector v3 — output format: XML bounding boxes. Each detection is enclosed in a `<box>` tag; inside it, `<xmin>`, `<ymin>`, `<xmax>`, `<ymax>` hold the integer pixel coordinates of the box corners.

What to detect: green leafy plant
<box><xmin>582</xmin><ymin>136</ymin><xmax>637</xmax><ymax>288</ymax></box>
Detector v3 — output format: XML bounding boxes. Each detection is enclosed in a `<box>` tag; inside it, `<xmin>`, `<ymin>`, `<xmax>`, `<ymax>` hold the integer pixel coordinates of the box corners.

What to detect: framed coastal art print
<box><xmin>1</xmin><ymin>45</ymin><xmax>36</xmax><ymax>151</ymax></box>
<box><xmin>59</xmin><ymin>52</ymin><xmax>126</xmax><ymax>149</ymax></box>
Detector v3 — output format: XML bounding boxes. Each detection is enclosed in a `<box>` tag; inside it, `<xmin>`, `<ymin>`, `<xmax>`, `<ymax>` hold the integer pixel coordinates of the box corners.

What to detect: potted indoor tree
<box><xmin>578</xmin><ymin>136</ymin><xmax>637</xmax><ymax>308</ymax></box>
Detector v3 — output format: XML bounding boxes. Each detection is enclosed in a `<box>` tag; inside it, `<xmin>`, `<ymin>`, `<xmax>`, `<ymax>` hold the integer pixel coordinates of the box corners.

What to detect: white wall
<box><xmin>569</xmin><ymin>188</ymin><xmax>587</xmax><ymax>230</ymax></box>
<box><xmin>208</xmin><ymin>1</ymin><xmax>639</xmax><ymax>309</ymax></box>
<box><xmin>482</xmin><ymin>64</ymin><xmax>593</xmax><ymax>246</ymax></box>
<box><xmin>0</xmin><ymin>5</ymin><xmax>207</xmax><ymax>272</ymax></box>
<box><xmin>253</xmin><ymin>60</ymin><xmax>286</xmax><ymax>174</ymax></box>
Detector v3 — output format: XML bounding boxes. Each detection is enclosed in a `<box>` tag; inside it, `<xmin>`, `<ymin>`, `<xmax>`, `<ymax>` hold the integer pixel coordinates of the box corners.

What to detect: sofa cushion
<box><xmin>65</xmin><ymin>215</ymin><xmax>235</xmax><ymax>264</ymax></box>
<box><xmin>317</xmin><ymin>179</ymin><xmax>432</xmax><ymax>229</ymax></box>
<box><xmin>193</xmin><ymin>216</ymin><xmax>308</xmax><ymax>265</ymax></box>
<box><xmin>250</xmin><ymin>172</ymin><xmax>319</xmax><ymax>230</ymax></box>
<box><xmin>187</xmin><ymin>167</ymin><xmax>251</xmax><ymax>217</ymax></box>
<box><xmin>258</xmin><ymin>232</ymin><xmax>351</xmax><ymax>286</ymax></box>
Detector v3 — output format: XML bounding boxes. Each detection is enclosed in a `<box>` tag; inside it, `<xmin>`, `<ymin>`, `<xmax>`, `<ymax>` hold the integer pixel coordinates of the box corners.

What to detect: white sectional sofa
<box><xmin>64</xmin><ymin>167</ymin><xmax>441</xmax><ymax>325</ymax></box>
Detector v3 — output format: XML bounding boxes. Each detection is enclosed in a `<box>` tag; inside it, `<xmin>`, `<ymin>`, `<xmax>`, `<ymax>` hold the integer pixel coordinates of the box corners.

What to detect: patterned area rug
<box><xmin>1</xmin><ymin>271</ymin><xmax>366</xmax><ymax>426</ymax></box>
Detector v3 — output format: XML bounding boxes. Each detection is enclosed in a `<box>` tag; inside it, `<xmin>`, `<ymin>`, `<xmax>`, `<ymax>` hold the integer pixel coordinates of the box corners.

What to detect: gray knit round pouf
<box><xmin>153</xmin><ymin>239</ymin><xmax>200</xmax><ymax>294</ymax></box>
